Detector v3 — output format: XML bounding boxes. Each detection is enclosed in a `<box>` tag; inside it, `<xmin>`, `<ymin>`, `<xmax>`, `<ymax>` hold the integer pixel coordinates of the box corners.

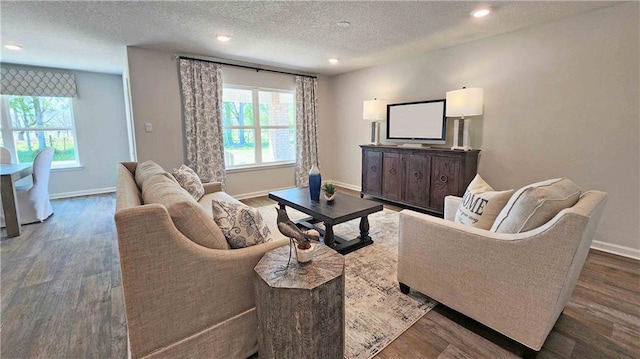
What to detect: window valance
<box><xmin>1</xmin><ymin>66</ymin><xmax>77</xmax><ymax>98</ymax></box>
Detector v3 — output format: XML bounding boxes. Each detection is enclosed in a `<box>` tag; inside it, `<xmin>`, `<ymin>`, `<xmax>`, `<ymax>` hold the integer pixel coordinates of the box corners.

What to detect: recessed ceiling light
<box><xmin>4</xmin><ymin>44</ymin><xmax>22</xmax><ymax>51</ymax></box>
<box><xmin>472</xmin><ymin>9</ymin><xmax>490</xmax><ymax>18</ymax></box>
<box><xmin>328</xmin><ymin>58</ymin><xmax>339</xmax><ymax>64</ymax></box>
<box><xmin>216</xmin><ymin>34</ymin><xmax>231</xmax><ymax>42</ymax></box>
<box><xmin>337</xmin><ymin>21</ymin><xmax>351</xmax><ymax>28</ymax></box>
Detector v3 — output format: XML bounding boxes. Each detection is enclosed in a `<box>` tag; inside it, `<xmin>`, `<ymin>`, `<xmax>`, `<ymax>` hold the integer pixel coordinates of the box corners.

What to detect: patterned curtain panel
<box><xmin>178</xmin><ymin>59</ymin><xmax>226</xmax><ymax>186</ymax></box>
<box><xmin>294</xmin><ymin>76</ymin><xmax>320</xmax><ymax>187</ymax></box>
<box><xmin>1</xmin><ymin>66</ymin><xmax>77</xmax><ymax>97</ymax></box>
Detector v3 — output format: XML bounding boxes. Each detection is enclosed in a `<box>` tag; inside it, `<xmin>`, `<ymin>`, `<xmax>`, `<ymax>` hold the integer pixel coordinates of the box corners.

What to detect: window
<box><xmin>1</xmin><ymin>95</ymin><xmax>80</xmax><ymax>167</ymax></box>
<box><xmin>222</xmin><ymin>86</ymin><xmax>295</xmax><ymax>169</ymax></box>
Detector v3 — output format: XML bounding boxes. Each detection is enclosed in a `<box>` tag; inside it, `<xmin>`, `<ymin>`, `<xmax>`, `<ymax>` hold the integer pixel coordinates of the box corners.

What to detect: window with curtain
<box><xmin>0</xmin><ymin>66</ymin><xmax>80</xmax><ymax>168</ymax></box>
<box><xmin>222</xmin><ymin>85</ymin><xmax>296</xmax><ymax>169</ymax></box>
<box><xmin>0</xmin><ymin>95</ymin><xmax>80</xmax><ymax>167</ymax></box>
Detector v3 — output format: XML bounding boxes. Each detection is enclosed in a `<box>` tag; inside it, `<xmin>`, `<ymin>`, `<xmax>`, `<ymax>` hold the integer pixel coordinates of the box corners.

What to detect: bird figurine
<box><xmin>275</xmin><ymin>207</ymin><xmax>319</xmax><ymax>249</ymax></box>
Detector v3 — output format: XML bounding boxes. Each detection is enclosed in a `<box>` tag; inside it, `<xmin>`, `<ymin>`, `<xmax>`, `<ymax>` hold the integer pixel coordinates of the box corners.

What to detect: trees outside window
<box><xmin>1</xmin><ymin>96</ymin><xmax>80</xmax><ymax>167</ymax></box>
<box><xmin>222</xmin><ymin>86</ymin><xmax>295</xmax><ymax>168</ymax></box>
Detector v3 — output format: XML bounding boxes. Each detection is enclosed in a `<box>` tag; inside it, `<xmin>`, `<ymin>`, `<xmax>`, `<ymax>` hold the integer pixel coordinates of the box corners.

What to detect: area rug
<box><xmin>258</xmin><ymin>206</ymin><xmax>437</xmax><ymax>359</ymax></box>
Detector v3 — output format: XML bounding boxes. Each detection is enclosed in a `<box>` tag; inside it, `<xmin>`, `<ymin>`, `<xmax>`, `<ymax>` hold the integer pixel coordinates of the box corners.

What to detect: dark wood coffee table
<box><xmin>268</xmin><ymin>187</ymin><xmax>383</xmax><ymax>254</ymax></box>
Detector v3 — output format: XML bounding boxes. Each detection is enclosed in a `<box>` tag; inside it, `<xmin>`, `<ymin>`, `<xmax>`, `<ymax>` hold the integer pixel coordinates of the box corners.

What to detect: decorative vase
<box><xmin>308</xmin><ymin>164</ymin><xmax>321</xmax><ymax>201</ymax></box>
<box><xmin>295</xmin><ymin>243</ymin><xmax>316</xmax><ymax>264</ymax></box>
<box><xmin>324</xmin><ymin>192</ymin><xmax>336</xmax><ymax>202</ymax></box>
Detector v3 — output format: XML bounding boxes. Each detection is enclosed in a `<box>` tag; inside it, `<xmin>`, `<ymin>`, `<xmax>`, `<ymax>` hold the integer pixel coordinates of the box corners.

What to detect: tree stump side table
<box><xmin>254</xmin><ymin>244</ymin><xmax>345</xmax><ymax>359</ymax></box>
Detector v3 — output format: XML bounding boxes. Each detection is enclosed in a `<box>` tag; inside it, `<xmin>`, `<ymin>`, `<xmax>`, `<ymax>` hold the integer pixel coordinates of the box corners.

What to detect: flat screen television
<box><xmin>386</xmin><ymin>99</ymin><xmax>446</xmax><ymax>144</ymax></box>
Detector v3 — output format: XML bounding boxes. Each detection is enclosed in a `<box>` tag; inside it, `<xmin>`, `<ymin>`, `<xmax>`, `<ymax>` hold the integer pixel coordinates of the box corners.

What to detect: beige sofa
<box><xmin>114</xmin><ymin>161</ymin><xmax>288</xmax><ymax>359</ymax></box>
<box><xmin>397</xmin><ymin>191</ymin><xmax>607</xmax><ymax>354</ymax></box>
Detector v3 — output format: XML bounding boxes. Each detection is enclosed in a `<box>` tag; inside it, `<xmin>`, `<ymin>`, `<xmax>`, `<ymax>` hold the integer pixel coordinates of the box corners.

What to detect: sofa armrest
<box><xmin>203</xmin><ymin>181</ymin><xmax>223</xmax><ymax>194</ymax></box>
<box><xmin>444</xmin><ymin>195</ymin><xmax>461</xmax><ymax>221</ymax></box>
<box><xmin>115</xmin><ymin>204</ymin><xmax>288</xmax><ymax>358</ymax></box>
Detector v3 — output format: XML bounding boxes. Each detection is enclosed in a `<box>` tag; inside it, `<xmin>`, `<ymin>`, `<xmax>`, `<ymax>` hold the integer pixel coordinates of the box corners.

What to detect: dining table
<box><xmin>1</xmin><ymin>163</ymin><xmax>34</xmax><ymax>237</ymax></box>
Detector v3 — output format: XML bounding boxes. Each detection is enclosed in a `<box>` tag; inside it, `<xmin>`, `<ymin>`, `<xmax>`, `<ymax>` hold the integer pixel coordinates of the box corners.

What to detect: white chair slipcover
<box><xmin>0</xmin><ymin>147</ymin><xmax>54</xmax><ymax>227</ymax></box>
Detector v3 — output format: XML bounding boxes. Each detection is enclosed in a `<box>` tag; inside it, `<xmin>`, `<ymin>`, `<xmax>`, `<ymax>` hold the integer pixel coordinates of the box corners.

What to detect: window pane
<box><xmin>223</xmin><ymin>128</ymin><xmax>255</xmax><ymax>167</ymax></box>
<box><xmin>8</xmin><ymin>96</ymin><xmax>74</xmax><ymax>128</ymax></box>
<box><xmin>261</xmin><ymin>128</ymin><xmax>295</xmax><ymax>163</ymax></box>
<box><xmin>259</xmin><ymin>91</ymin><xmax>294</xmax><ymax>126</ymax></box>
<box><xmin>222</xmin><ymin>89</ymin><xmax>254</xmax><ymax>126</ymax></box>
<box><xmin>13</xmin><ymin>130</ymin><xmax>78</xmax><ymax>165</ymax></box>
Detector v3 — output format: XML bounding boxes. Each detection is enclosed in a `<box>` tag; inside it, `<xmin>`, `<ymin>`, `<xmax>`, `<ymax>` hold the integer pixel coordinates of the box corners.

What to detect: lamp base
<box><xmin>369</xmin><ymin>121</ymin><xmax>381</xmax><ymax>145</ymax></box>
<box><xmin>451</xmin><ymin>118</ymin><xmax>472</xmax><ymax>151</ymax></box>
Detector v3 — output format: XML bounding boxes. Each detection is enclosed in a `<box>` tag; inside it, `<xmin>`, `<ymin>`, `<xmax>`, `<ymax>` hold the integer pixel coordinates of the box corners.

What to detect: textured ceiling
<box><xmin>0</xmin><ymin>1</ymin><xmax>620</xmax><ymax>76</ymax></box>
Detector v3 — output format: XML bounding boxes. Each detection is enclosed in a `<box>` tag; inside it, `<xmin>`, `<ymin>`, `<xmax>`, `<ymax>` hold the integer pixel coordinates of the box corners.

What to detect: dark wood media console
<box><xmin>360</xmin><ymin>145</ymin><xmax>480</xmax><ymax>215</ymax></box>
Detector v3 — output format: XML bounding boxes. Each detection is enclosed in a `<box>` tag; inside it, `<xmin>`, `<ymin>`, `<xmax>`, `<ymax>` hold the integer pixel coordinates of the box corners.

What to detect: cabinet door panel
<box><xmin>405</xmin><ymin>154</ymin><xmax>431</xmax><ymax>207</ymax></box>
<box><xmin>382</xmin><ymin>153</ymin><xmax>403</xmax><ymax>201</ymax></box>
<box><xmin>430</xmin><ymin>156</ymin><xmax>461</xmax><ymax>212</ymax></box>
<box><xmin>362</xmin><ymin>150</ymin><xmax>382</xmax><ymax>195</ymax></box>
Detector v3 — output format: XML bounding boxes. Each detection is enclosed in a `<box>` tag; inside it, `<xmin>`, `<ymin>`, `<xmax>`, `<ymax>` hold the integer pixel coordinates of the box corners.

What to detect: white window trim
<box><xmin>225</xmin><ymin>162</ymin><xmax>295</xmax><ymax>174</ymax></box>
<box><xmin>222</xmin><ymin>84</ymin><xmax>295</xmax><ymax>170</ymax></box>
<box><xmin>0</xmin><ymin>95</ymin><xmax>81</xmax><ymax>168</ymax></box>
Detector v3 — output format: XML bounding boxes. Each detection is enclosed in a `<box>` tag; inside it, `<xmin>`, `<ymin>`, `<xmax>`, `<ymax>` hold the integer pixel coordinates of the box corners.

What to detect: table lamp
<box><xmin>363</xmin><ymin>98</ymin><xmax>387</xmax><ymax>145</ymax></box>
<box><xmin>445</xmin><ymin>87</ymin><xmax>483</xmax><ymax>151</ymax></box>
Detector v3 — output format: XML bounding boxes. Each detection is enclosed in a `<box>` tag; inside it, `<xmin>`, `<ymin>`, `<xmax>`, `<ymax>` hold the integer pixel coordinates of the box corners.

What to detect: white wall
<box><xmin>325</xmin><ymin>3</ymin><xmax>639</xmax><ymax>256</ymax></box>
<box><xmin>3</xmin><ymin>64</ymin><xmax>130</xmax><ymax>197</ymax></box>
<box><xmin>51</xmin><ymin>71</ymin><xmax>130</xmax><ymax>196</ymax></box>
<box><xmin>126</xmin><ymin>47</ymin><xmax>332</xmax><ymax>196</ymax></box>
<box><xmin>126</xmin><ymin>48</ymin><xmax>184</xmax><ymax>170</ymax></box>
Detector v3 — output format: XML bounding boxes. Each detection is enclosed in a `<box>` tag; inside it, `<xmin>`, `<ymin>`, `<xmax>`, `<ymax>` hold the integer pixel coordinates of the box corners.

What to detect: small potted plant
<box><xmin>322</xmin><ymin>182</ymin><xmax>337</xmax><ymax>202</ymax></box>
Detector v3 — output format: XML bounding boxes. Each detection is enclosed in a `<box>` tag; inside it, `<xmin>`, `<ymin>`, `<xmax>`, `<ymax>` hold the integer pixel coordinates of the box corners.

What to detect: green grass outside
<box><xmin>14</xmin><ymin>136</ymin><xmax>77</xmax><ymax>163</ymax></box>
<box><xmin>17</xmin><ymin>148</ymin><xmax>76</xmax><ymax>163</ymax></box>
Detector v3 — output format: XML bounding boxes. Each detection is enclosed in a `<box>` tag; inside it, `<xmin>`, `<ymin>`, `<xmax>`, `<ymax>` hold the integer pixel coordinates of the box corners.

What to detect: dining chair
<box><xmin>0</xmin><ymin>147</ymin><xmax>55</xmax><ymax>227</ymax></box>
<box><xmin>0</xmin><ymin>146</ymin><xmax>11</xmax><ymax>164</ymax></box>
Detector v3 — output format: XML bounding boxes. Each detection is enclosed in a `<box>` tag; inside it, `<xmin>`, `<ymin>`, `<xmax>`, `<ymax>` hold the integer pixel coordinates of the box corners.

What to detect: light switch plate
<box><xmin>144</xmin><ymin>123</ymin><xmax>153</xmax><ymax>133</ymax></box>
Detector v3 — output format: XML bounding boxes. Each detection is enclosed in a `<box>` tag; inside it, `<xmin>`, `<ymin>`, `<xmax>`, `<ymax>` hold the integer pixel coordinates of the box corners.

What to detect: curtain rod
<box><xmin>177</xmin><ymin>55</ymin><xmax>318</xmax><ymax>79</ymax></box>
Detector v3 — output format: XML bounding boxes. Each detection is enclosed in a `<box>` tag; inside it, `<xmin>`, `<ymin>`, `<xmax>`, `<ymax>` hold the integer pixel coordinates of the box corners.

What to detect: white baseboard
<box><xmin>49</xmin><ymin>187</ymin><xmax>116</xmax><ymax>200</ymax></box>
<box><xmin>329</xmin><ymin>180</ymin><xmax>361</xmax><ymax>192</ymax></box>
<box><xmin>232</xmin><ymin>186</ymin><xmax>295</xmax><ymax>200</ymax></box>
<box><xmin>591</xmin><ymin>240</ymin><xmax>640</xmax><ymax>260</ymax></box>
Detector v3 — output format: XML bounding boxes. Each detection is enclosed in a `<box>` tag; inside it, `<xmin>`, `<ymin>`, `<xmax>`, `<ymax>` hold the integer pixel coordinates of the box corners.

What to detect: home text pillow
<box><xmin>491</xmin><ymin>178</ymin><xmax>581</xmax><ymax>233</ymax></box>
<box><xmin>212</xmin><ymin>200</ymin><xmax>273</xmax><ymax>249</ymax></box>
<box><xmin>172</xmin><ymin>165</ymin><xmax>205</xmax><ymax>201</ymax></box>
<box><xmin>454</xmin><ymin>174</ymin><xmax>514</xmax><ymax>230</ymax></box>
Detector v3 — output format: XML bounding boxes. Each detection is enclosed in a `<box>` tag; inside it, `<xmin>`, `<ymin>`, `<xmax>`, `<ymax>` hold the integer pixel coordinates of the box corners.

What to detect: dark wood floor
<box><xmin>1</xmin><ymin>191</ymin><xmax>638</xmax><ymax>358</ymax></box>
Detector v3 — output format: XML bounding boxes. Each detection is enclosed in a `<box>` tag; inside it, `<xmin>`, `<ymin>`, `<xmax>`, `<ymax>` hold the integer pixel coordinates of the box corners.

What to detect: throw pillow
<box><xmin>212</xmin><ymin>200</ymin><xmax>273</xmax><ymax>249</ymax></box>
<box><xmin>172</xmin><ymin>165</ymin><xmax>205</xmax><ymax>201</ymax></box>
<box><xmin>491</xmin><ymin>178</ymin><xmax>581</xmax><ymax>233</ymax></box>
<box><xmin>454</xmin><ymin>174</ymin><xmax>514</xmax><ymax>230</ymax></box>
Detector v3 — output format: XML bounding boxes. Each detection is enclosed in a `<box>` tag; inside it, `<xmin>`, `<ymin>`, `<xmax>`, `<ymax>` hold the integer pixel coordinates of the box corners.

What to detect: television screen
<box><xmin>386</xmin><ymin>99</ymin><xmax>446</xmax><ymax>143</ymax></box>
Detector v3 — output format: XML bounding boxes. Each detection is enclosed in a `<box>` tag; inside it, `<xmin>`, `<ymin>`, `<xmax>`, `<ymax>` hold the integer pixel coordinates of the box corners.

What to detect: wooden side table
<box><xmin>254</xmin><ymin>244</ymin><xmax>345</xmax><ymax>359</ymax></box>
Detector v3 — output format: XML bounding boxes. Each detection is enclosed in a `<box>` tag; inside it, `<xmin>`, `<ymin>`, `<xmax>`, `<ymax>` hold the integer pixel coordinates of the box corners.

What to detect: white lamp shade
<box><xmin>363</xmin><ymin>99</ymin><xmax>387</xmax><ymax>121</ymax></box>
<box><xmin>445</xmin><ymin>88</ymin><xmax>483</xmax><ymax>117</ymax></box>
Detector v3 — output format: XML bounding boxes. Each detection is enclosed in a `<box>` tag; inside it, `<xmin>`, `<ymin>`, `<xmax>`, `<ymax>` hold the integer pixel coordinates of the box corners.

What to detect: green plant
<box><xmin>322</xmin><ymin>182</ymin><xmax>337</xmax><ymax>195</ymax></box>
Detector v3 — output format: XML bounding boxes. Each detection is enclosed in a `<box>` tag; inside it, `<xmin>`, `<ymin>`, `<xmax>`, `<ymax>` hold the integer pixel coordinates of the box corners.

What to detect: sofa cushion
<box><xmin>172</xmin><ymin>164</ymin><xmax>205</xmax><ymax>201</ymax></box>
<box><xmin>167</xmin><ymin>201</ymin><xmax>230</xmax><ymax>250</ymax></box>
<box><xmin>491</xmin><ymin>178</ymin><xmax>581</xmax><ymax>233</ymax></box>
<box><xmin>454</xmin><ymin>174</ymin><xmax>513</xmax><ymax>230</ymax></box>
<box><xmin>142</xmin><ymin>174</ymin><xmax>229</xmax><ymax>250</ymax></box>
<box><xmin>212</xmin><ymin>200</ymin><xmax>273</xmax><ymax>249</ymax></box>
<box><xmin>135</xmin><ymin>160</ymin><xmax>170</xmax><ymax>189</ymax></box>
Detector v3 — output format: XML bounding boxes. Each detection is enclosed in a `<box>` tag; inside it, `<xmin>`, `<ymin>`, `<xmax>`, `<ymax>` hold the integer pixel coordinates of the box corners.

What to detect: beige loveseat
<box><xmin>115</xmin><ymin>161</ymin><xmax>288</xmax><ymax>359</ymax></box>
<box><xmin>397</xmin><ymin>191</ymin><xmax>607</xmax><ymax>354</ymax></box>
